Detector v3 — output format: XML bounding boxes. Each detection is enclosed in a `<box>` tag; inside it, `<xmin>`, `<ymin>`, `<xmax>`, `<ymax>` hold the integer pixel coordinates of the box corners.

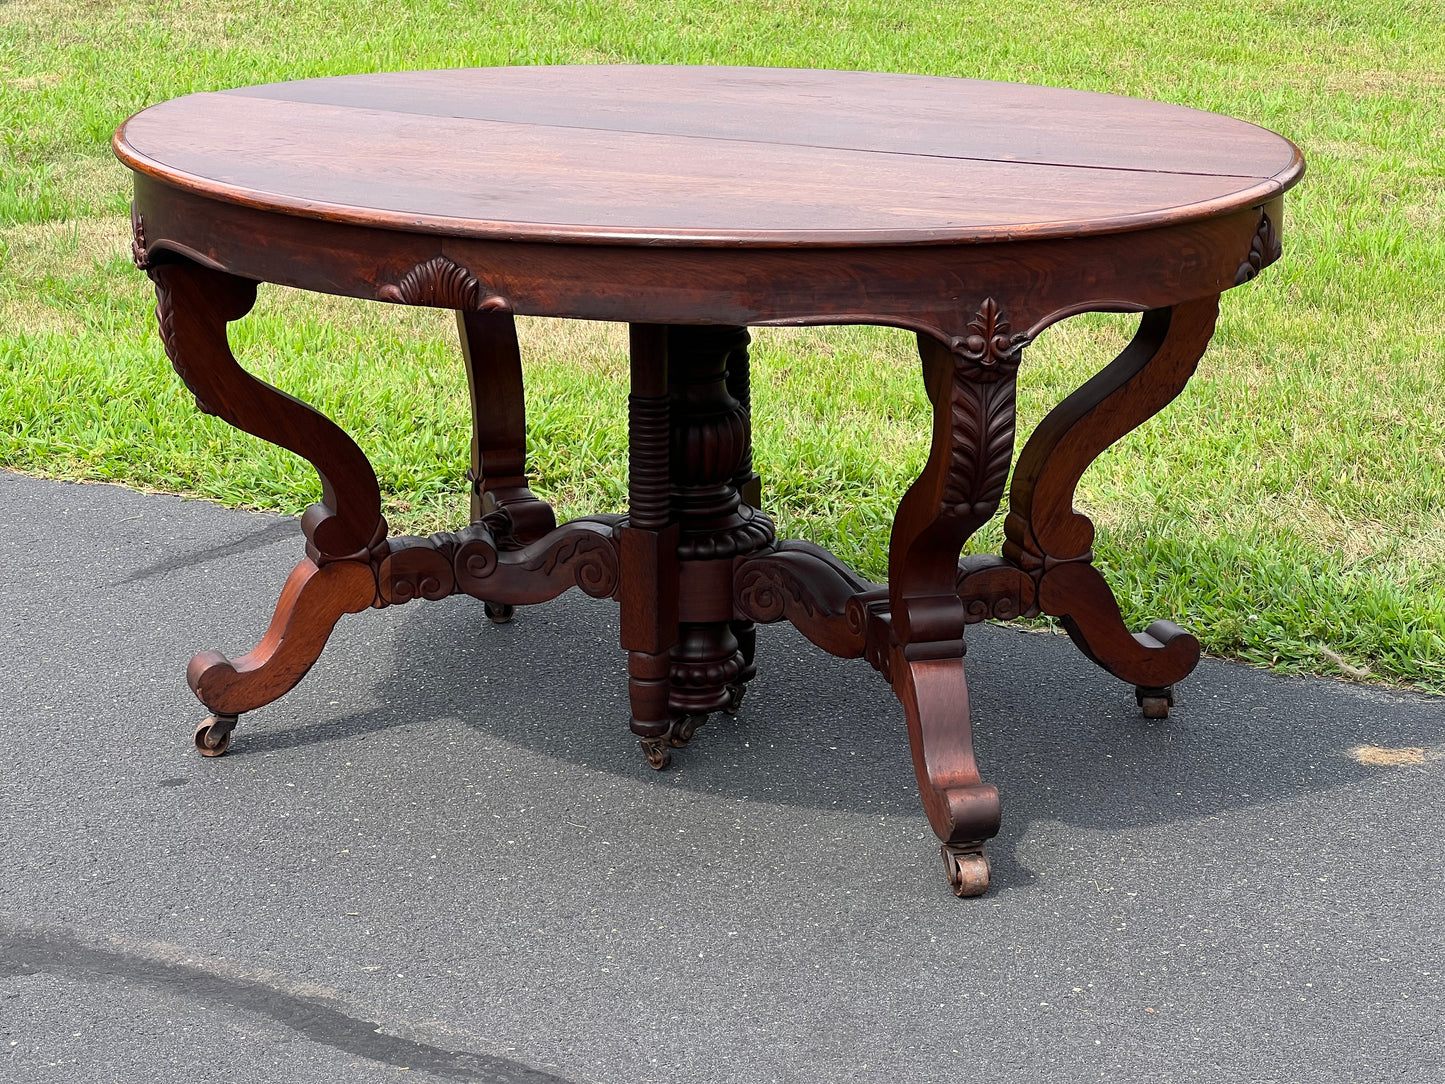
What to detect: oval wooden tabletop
<box><xmin>114</xmin><ymin>66</ymin><xmax>1303</xmax><ymax>247</ymax></box>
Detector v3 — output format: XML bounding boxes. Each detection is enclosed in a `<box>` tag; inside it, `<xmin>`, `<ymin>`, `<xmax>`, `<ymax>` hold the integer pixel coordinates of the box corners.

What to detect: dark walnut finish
<box><xmin>115</xmin><ymin>66</ymin><xmax>1303</xmax><ymax>895</ymax></box>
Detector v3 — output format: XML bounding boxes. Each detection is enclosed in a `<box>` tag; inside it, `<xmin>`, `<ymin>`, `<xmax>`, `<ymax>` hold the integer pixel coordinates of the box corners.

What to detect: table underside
<box><xmin>133</xmin><ymin>206</ymin><xmax>1282</xmax><ymax>896</ymax></box>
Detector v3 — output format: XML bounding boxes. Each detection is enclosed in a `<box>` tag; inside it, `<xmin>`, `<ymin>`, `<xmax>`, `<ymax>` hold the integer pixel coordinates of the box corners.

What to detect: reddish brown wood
<box><xmin>1004</xmin><ymin>297</ymin><xmax>1221</xmax><ymax>689</ymax></box>
<box><xmin>187</xmin><ymin>557</ymin><xmax>377</xmax><ymax>715</ymax></box>
<box><xmin>734</xmin><ymin>541</ymin><xmax>879</xmax><ymax>660</ymax></box>
<box><xmin>115</xmin><ymin>68</ymin><xmax>1301</xmax><ymax>247</ymax></box>
<box><xmin>457</xmin><ymin>309</ymin><xmax>555</xmax><ymax>540</ymax></box>
<box><xmin>147</xmin><ymin>259</ymin><xmax>385</xmax><ymax>561</ymax></box>
<box><xmin>377</xmin><ymin>516</ymin><xmax>621</xmax><ymax>608</ymax></box>
<box><xmin>129</xmin><ymin>173</ymin><xmax>1279</xmax><ymax>354</ymax></box>
<box><xmin>116</xmin><ymin>67</ymin><xmax>1304</xmax><ymax>896</ymax></box>
<box><xmin>622</xmin><ymin>325</ymin><xmax>777</xmax><ymax>763</ymax></box>
<box><xmin>621</xmin><ymin>324</ymin><xmax>678</xmax><ymax>759</ymax></box>
<box><xmin>724</xmin><ymin>336</ymin><xmax>761</xmax><ymax>692</ymax></box>
<box><xmin>213</xmin><ymin>66</ymin><xmax>1298</xmax><ymax>182</ymax></box>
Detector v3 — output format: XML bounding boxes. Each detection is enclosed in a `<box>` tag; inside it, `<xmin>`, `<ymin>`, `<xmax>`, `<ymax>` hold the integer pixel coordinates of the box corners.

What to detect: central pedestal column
<box><xmin>625</xmin><ymin>324</ymin><xmax>774</xmax><ymax>768</ymax></box>
<box><xmin>668</xmin><ymin>324</ymin><xmax>773</xmax><ymax>714</ymax></box>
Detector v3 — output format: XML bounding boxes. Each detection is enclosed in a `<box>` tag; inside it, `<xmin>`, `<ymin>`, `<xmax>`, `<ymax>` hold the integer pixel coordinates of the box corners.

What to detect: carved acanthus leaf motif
<box><xmin>939</xmin><ymin>298</ymin><xmax>1027</xmax><ymax>523</ymax></box>
<box><xmin>735</xmin><ymin>562</ymin><xmax>819</xmax><ymax>624</ymax></box>
<box><xmin>1235</xmin><ymin>210</ymin><xmax>1282</xmax><ymax>286</ymax></box>
<box><xmin>943</xmin><ymin>378</ymin><xmax>1016</xmax><ymax>518</ymax></box>
<box><xmin>951</xmin><ymin>298</ymin><xmax>1028</xmax><ymax>380</ymax></box>
<box><xmin>378</xmin><ymin>256</ymin><xmax>510</xmax><ymax>311</ymax></box>
<box><xmin>130</xmin><ymin>208</ymin><xmax>150</xmax><ymax>270</ymax></box>
<box><xmin>943</xmin><ymin>365</ymin><xmax>1018</xmax><ymax>521</ymax></box>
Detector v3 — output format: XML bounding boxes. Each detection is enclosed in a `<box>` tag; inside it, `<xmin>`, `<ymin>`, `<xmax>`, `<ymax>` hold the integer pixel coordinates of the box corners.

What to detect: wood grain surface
<box><xmin>115</xmin><ymin>66</ymin><xmax>1303</xmax><ymax>246</ymax></box>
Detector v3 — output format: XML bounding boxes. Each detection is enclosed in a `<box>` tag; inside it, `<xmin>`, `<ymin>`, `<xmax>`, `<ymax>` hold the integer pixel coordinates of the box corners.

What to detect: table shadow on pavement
<box><xmin>215</xmin><ymin>578</ymin><xmax>1445</xmax><ymax>896</ymax></box>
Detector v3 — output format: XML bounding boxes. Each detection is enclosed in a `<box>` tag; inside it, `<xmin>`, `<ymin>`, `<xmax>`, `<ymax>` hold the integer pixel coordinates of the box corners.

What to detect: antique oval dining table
<box><xmin>114</xmin><ymin>65</ymin><xmax>1304</xmax><ymax>896</ymax></box>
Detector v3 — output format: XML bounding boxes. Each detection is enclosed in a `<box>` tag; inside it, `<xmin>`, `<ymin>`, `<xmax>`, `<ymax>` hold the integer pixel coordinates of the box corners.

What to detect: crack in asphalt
<box><xmin>113</xmin><ymin>517</ymin><xmax>301</xmax><ymax>586</ymax></box>
<box><xmin>0</xmin><ymin>927</ymin><xmax>575</xmax><ymax>1084</ymax></box>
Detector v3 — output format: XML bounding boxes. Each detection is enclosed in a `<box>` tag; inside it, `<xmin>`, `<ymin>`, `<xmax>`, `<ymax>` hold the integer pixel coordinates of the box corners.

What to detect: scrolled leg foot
<box><xmin>942</xmin><ymin>844</ymin><xmax>991</xmax><ymax>897</ymax></box>
<box><xmin>484</xmin><ymin>600</ymin><xmax>515</xmax><ymax>624</ymax></box>
<box><xmin>638</xmin><ymin>713</ymin><xmax>710</xmax><ymax>769</ymax></box>
<box><xmin>1136</xmin><ymin>684</ymin><xmax>1174</xmax><ymax>719</ymax></box>
<box><xmin>194</xmin><ymin>714</ymin><xmax>238</xmax><ymax>758</ymax></box>
<box><xmin>187</xmin><ymin>558</ymin><xmax>377</xmax><ymax>719</ymax></box>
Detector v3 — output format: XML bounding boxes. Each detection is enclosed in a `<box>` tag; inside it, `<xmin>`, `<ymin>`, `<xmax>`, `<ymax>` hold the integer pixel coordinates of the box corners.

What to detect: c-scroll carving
<box><xmin>734</xmin><ymin>540</ymin><xmax>884</xmax><ymax>660</ymax></box>
<box><xmin>453</xmin><ymin>517</ymin><xmax>621</xmax><ymax>604</ymax></box>
<box><xmin>955</xmin><ymin>555</ymin><xmax>1036</xmax><ymax>623</ymax></box>
<box><xmin>376</xmin><ymin>534</ymin><xmax>458</xmax><ymax>605</ymax></box>
<box><xmin>379</xmin><ymin>256</ymin><xmax>510</xmax><ymax>311</ymax></box>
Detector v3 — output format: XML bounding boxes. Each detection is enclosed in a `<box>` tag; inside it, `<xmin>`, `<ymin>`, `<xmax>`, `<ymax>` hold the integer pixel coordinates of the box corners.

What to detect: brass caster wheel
<box><xmin>484</xmin><ymin>600</ymin><xmax>514</xmax><ymax>624</ymax></box>
<box><xmin>723</xmin><ymin>683</ymin><xmax>747</xmax><ymax>715</ymax></box>
<box><xmin>942</xmin><ymin>844</ymin><xmax>991</xmax><ymax>897</ymax></box>
<box><xmin>640</xmin><ymin>738</ymin><xmax>672</xmax><ymax>771</ymax></box>
<box><xmin>668</xmin><ymin>714</ymin><xmax>708</xmax><ymax>748</ymax></box>
<box><xmin>194</xmin><ymin>713</ymin><xmax>237</xmax><ymax>758</ymax></box>
<box><xmin>1136</xmin><ymin>684</ymin><xmax>1175</xmax><ymax>720</ymax></box>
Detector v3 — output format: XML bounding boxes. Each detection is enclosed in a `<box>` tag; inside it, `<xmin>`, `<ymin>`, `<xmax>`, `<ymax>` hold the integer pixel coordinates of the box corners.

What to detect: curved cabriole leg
<box><xmin>888</xmin><ymin>308</ymin><xmax>1025</xmax><ymax>895</ymax></box>
<box><xmin>148</xmin><ymin>258</ymin><xmax>387</xmax><ymax>752</ymax></box>
<box><xmin>896</xmin><ymin>655</ymin><xmax>1000</xmax><ymax>896</ymax></box>
<box><xmin>1004</xmin><ymin>297</ymin><xmax>1222</xmax><ymax>715</ymax></box>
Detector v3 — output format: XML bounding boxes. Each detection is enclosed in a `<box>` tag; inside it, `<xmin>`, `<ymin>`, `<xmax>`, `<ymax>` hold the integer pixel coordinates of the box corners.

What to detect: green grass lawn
<box><xmin>2</xmin><ymin>0</ymin><xmax>1443</xmax><ymax>690</ymax></box>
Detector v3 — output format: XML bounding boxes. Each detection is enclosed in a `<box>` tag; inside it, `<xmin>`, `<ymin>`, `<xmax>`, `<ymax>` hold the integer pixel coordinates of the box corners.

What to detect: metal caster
<box><xmin>484</xmin><ymin>600</ymin><xmax>514</xmax><ymax>624</ymax></box>
<box><xmin>640</xmin><ymin>738</ymin><xmax>671</xmax><ymax>770</ymax></box>
<box><xmin>1136</xmin><ymin>684</ymin><xmax>1175</xmax><ymax>719</ymax></box>
<box><xmin>194</xmin><ymin>713</ymin><xmax>237</xmax><ymax>757</ymax></box>
<box><xmin>668</xmin><ymin>714</ymin><xmax>707</xmax><ymax>747</ymax></box>
<box><xmin>723</xmin><ymin>683</ymin><xmax>747</xmax><ymax>715</ymax></box>
<box><xmin>942</xmin><ymin>844</ymin><xmax>990</xmax><ymax>897</ymax></box>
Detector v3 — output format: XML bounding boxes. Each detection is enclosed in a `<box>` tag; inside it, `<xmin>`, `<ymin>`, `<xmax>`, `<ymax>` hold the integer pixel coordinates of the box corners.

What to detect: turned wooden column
<box><xmin>667</xmin><ymin>326</ymin><xmax>774</xmax><ymax>722</ymax></box>
<box><xmin>625</xmin><ymin>325</ymin><xmax>775</xmax><ymax>768</ymax></box>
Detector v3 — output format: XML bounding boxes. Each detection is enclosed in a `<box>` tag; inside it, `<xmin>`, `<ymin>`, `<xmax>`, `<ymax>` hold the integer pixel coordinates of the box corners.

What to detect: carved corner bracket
<box><xmin>378</xmin><ymin>256</ymin><xmax>510</xmax><ymax>312</ymax></box>
<box><xmin>1235</xmin><ymin>210</ymin><xmax>1282</xmax><ymax>286</ymax></box>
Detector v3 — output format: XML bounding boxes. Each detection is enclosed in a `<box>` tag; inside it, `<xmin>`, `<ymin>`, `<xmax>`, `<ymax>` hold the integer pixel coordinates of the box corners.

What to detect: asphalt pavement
<box><xmin>1</xmin><ymin>469</ymin><xmax>1441</xmax><ymax>1084</ymax></box>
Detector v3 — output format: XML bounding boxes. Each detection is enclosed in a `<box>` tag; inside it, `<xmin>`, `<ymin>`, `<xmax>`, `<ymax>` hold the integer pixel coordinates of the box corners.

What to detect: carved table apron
<box><xmin>113</xmin><ymin>66</ymin><xmax>1303</xmax><ymax>896</ymax></box>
